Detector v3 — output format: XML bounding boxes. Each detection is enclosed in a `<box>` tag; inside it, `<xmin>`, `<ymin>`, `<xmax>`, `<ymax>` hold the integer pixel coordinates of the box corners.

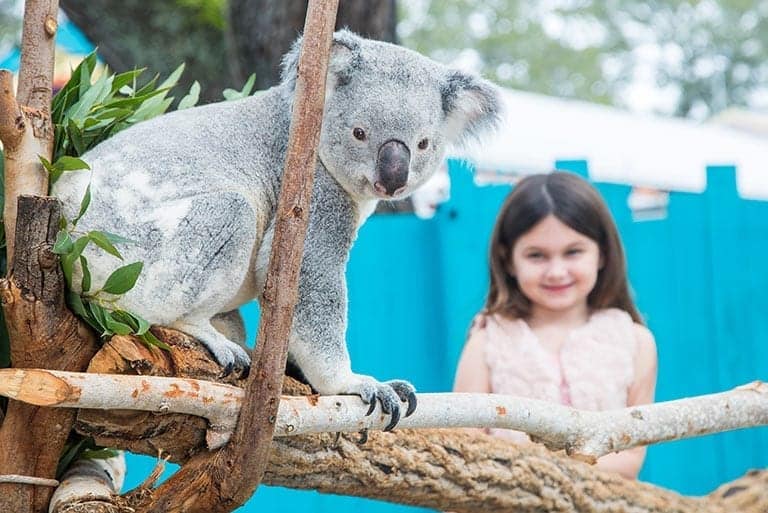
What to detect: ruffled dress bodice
<box><xmin>473</xmin><ymin>308</ymin><xmax>638</xmax><ymax>442</ymax></box>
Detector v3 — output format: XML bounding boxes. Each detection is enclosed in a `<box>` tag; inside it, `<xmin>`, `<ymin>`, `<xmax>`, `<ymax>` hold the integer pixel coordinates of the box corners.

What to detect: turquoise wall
<box><xmin>124</xmin><ymin>158</ymin><xmax>768</xmax><ymax>510</ymax></box>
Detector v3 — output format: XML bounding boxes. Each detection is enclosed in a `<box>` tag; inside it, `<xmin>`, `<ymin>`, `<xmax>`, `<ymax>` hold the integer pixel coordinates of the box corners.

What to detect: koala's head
<box><xmin>281</xmin><ymin>30</ymin><xmax>501</xmax><ymax>202</ymax></box>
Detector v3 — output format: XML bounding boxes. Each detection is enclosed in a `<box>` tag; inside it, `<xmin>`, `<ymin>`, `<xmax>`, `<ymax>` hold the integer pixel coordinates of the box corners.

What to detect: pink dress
<box><xmin>471</xmin><ymin>308</ymin><xmax>638</xmax><ymax>442</ymax></box>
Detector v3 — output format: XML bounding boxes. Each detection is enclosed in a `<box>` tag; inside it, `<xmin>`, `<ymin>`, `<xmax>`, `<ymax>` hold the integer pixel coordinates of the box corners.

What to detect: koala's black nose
<box><xmin>375</xmin><ymin>139</ymin><xmax>410</xmax><ymax>196</ymax></box>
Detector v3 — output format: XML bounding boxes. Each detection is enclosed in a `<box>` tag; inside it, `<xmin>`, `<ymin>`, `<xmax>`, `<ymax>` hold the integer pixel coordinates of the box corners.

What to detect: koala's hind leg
<box><xmin>154</xmin><ymin>193</ymin><xmax>256</xmax><ymax>377</ymax></box>
<box><xmin>172</xmin><ymin>317</ymin><xmax>251</xmax><ymax>377</ymax></box>
<box><xmin>211</xmin><ymin>310</ymin><xmax>246</xmax><ymax>346</ymax></box>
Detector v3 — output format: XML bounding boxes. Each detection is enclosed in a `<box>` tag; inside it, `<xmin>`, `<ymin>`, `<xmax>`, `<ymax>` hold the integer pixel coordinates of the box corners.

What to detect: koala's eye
<box><xmin>417</xmin><ymin>138</ymin><xmax>429</xmax><ymax>150</ymax></box>
<box><xmin>353</xmin><ymin>127</ymin><xmax>367</xmax><ymax>141</ymax></box>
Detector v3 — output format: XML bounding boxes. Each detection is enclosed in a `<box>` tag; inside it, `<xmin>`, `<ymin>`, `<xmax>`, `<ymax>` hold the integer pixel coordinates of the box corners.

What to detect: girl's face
<box><xmin>509</xmin><ymin>214</ymin><xmax>602</xmax><ymax>319</ymax></box>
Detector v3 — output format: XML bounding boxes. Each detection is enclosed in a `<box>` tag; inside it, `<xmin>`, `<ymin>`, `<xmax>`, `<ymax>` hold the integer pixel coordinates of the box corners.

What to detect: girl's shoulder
<box><xmin>590</xmin><ymin>308</ymin><xmax>657</xmax><ymax>355</ymax></box>
<box><xmin>469</xmin><ymin>311</ymin><xmax>527</xmax><ymax>338</ymax></box>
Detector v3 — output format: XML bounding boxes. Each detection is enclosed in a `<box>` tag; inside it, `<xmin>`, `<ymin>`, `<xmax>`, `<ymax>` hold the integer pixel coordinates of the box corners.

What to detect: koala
<box><xmin>51</xmin><ymin>30</ymin><xmax>501</xmax><ymax>429</ymax></box>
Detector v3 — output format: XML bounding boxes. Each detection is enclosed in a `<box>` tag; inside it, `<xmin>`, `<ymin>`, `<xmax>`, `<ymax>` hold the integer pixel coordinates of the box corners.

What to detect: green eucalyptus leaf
<box><xmin>38</xmin><ymin>156</ymin><xmax>55</xmax><ymax>173</ymax></box>
<box><xmin>110</xmin><ymin>68</ymin><xmax>145</xmax><ymax>95</ymax></box>
<box><xmin>178</xmin><ymin>81</ymin><xmax>200</xmax><ymax>110</ymax></box>
<box><xmin>54</xmin><ymin>156</ymin><xmax>91</xmax><ymax>172</ymax></box>
<box><xmin>110</xmin><ymin>310</ymin><xmax>139</xmax><ymax>331</ymax></box>
<box><xmin>52</xmin><ymin>230</ymin><xmax>73</xmax><ymax>255</ymax></box>
<box><xmin>61</xmin><ymin>236</ymin><xmax>90</xmax><ymax>289</ymax></box>
<box><xmin>102</xmin><ymin>262</ymin><xmax>143</xmax><ymax>295</ymax></box>
<box><xmin>130</xmin><ymin>313</ymin><xmax>151</xmax><ymax>336</ymax></box>
<box><xmin>103</xmin><ymin>311</ymin><xmax>133</xmax><ymax>335</ymax></box>
<box><xmin>72</xmin><ymin>183</ymin><xmax>91</xmax><ymax>227</ymax></box>
<box><xmin>66</xmin><ymin>290</ymin><xmax>89</xmax><ymax>320</ymax></box>
<box><xmin>101</xmin><ymin>231</ymin><xmax>137</xmax><ymax>245</ymax></box>
<box><xmin>87</xmin><ymin>231</ymin><xmax>123</xmax><ymax>260</ymax></box>
<box><xmin>80</xmin><ymin>255</ymin><xmax>91</xmax><ymax>293</ymax></box>
<box><xmin>223</xmin><ymin>73</ymin><xmax>256</xmax><ymax>101</ymax></box>
<box><xmin>81</xmin><ymin>448</ymin><xmax>120</xmax><ymax>460</ymax></box>
<box><xmin>66</xmin><ymin>119</ymin><xmax>86</xmax><ymax>156</ymax></box>
<box><xmin>158</xmin><ymin>63</ymin><xmax>185</xmax><ymax>91</ymax></box>
<box><xmin>139</xmin><ymin>329</ymin><xmax>170</xmax><ymax>350</ymax></box>
<box><xmin>88</xmin><ymin>301</ymin><xmax>111</xmax><ymax>336</ymax></box>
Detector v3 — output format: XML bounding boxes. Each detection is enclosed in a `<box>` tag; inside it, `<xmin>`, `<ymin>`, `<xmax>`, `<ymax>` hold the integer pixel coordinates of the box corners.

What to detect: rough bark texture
<box><xmin>122</xmin><ymin>4</ymin><xmax>339</xmax><ymax>512</ymax></box>
<box><xmin>0</xmin><ymin>0</ymin><xmax>56</xmax><ymax>265</ymax></box>
<box><xmin>0</xmin><ymin>197</ymin><xmax>100</xmax><ymax>513</ymax></box>
<box><xmin>228</xmin><ymin>0</ymin><xmax>397</xmax><ymax>89</ymax></box>
<box><xmin>70</xmin><ymin>332</ymin><xmax>768</xmax><ymax>513</ymax></box>
<box><xmin>76</xmin><ymin>330</ymin><xmax>245</xmax><ymax>463</ymax></box>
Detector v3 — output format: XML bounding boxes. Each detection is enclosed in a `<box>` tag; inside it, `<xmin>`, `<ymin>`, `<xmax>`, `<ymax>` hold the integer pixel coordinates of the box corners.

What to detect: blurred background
<box><xmin>2</xmin><ymin>1</ymin><xmax>767</xmax><ymax>511</ymax></box>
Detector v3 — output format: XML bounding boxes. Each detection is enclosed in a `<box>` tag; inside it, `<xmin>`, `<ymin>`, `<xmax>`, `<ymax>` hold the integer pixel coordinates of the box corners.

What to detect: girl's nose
<box><xmin>545</xmin><ymin>259</ymin><xmax>568</xmax><ymax>279</ymax></box>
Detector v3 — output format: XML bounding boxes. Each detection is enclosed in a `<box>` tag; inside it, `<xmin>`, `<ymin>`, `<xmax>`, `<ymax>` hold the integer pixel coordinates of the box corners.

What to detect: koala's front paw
<box><xmin>348</xmin><ymin>376</ymin><xmax>417</xmax><ymax>431</ymax></box>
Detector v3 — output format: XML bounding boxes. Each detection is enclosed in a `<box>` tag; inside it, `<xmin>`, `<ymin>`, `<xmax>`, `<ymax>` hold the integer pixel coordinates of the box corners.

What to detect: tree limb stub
<box><xmin>126</xmin><ymin>2</ymin><xmax>340</xmax><ymax>511</ymax></box>
<box><xmin>1</xmin><ymin>367</ymin><xmax>765</xmax><ymax>463</ymax></box>
<box><xmin>1</xmin><ymin>0</ymin><xmax>57</xmax><ymax>264</ymax></box>
<box><xmin>0</xmin><ymin>197</ymin><xmax>100</xmax><ymax>513</ymax></box>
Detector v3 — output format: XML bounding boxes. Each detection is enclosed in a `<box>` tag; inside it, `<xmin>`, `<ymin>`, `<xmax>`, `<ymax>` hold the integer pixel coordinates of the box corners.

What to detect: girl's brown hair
<box><xmin>485</xmin><ymin>171</ymin><xmax>643</xmax><ymax>324</ymax></box>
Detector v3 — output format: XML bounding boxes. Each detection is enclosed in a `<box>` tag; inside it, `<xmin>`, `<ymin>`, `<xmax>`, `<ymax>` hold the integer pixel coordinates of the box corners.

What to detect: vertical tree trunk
<box><xmin>0</xmin><ymin>3</ymin><xmax>101</xmax><ymax>512</ymax></box>
<box><xmin>228</xmin><ymin>0</ymin><xmax>397</xmax><ymax>89</ymax></box>
<box><xmin>0</xmin><ymin>197</ymin><xmax>99</xmax><ymax>513</ymax></box>
<box><xmin>1</xmin><ymin>0</ymin><xmax>57</xmax><ymax>265</ymax></box>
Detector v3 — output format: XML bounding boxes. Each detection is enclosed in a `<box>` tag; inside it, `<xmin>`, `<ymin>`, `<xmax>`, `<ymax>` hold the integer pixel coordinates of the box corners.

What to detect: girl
<box><xmin>454</xmin><ymin>171</ymin><xmax>657</xmax><ymax>479</ymax></box>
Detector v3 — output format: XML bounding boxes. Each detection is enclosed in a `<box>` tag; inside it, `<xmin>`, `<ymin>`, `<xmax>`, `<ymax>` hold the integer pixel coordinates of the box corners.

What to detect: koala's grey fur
<box><xmin>52</xmin><ymin>30</ymin><xmax>501</xmax><ymax>427</ymax></box>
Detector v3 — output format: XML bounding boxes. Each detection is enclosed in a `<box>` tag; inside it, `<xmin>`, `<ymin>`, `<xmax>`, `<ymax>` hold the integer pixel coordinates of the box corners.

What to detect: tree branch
<box><xmin>0</xmin><ymin>367</ymin><xmax>765</xmax><ymax>462</ymax></box>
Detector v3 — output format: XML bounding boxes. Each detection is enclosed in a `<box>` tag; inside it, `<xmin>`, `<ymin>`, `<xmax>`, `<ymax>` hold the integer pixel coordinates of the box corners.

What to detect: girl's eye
<box><xmin>526</xmin><ymin>253</ymin><xmax>544</xmax><ymax>260</ymax></box>
<box><xmin>353</xmin><ymin>127</ymin><xmax>366</xmax><ymax>141</ymax></box>
<box><xmin>417</xmin><ymin>138</ymin><xmax>429</xmax><ymax>150</ymax></box>
<box><xmin>566</xmin><ymin>248</ymin><xmax>583</xmax><ymax>256</ymax></box>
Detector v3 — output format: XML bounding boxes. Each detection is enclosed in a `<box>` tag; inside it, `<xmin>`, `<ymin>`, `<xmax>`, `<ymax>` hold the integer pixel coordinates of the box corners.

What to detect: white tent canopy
<box><xmin>451</xmin><ymin>88</ymin><xmax>768</xmax><ymax>199</ymax></box>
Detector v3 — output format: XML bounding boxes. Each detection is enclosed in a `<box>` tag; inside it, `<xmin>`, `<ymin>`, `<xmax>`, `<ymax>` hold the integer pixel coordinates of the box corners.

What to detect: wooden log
<box><xmin>0</xmin><ymin>197</ymin><xmax>99</xmax><ymax>513</ymax></box>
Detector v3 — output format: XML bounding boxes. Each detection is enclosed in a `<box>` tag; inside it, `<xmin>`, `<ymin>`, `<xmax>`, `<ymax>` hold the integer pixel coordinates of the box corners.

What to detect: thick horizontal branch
<box><xmin>46</xmin><ymin>429</ymin><xmax>768</xmax><ymax>513</ymax></box>
<box><xmin>0</xmin><ymin>368</ymin><xmax>765</xmax><ymax>460</ymax></box>
<box><xmin>0</xmin><ymin>368</ymin><xmax>242</xmax><ymax>450</ymax></box>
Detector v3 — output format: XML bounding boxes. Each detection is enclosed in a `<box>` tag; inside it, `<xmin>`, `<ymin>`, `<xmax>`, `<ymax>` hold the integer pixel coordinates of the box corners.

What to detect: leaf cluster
<box><xmin>52</xmin><ymin>210</ymin><xmax>168</xmax><ymax>350</ymax></box>
<box><xmin>49</xmin><ymin>52</ymin><xmax>197</xmax><ymax>163</ymax></box>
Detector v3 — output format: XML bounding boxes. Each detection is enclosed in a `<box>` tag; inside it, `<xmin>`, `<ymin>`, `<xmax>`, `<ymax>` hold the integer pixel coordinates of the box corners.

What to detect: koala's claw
<box><xmin>354</xmin><ymin>377</ymin><xmax>417</xmax><ymax>431</ymax></box>
<box><xmin>387</xmin><ymin>380</ymin><xmax>418</xmax><ymax>418</ymax></box>
<box><xmin>219</xmin><ymin>361</ymin><xmax>235</xmax><ymax>378</ymax></box>
<box><xmin>357</xmin><ymin>429</ymin><xmax>369</xmax><ymax>444</ymax></box>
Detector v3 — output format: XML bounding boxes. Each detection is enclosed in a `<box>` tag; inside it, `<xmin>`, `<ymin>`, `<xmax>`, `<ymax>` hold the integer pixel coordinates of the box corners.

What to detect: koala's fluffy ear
<box><xmin>280</xmin><ymin>29</ymin><xmax>361</xmax><ymax>91</ymax></box>
<box><xmin>441</xmin><ymin>71</ymin><xmax>502</xmax><ymax>145</ymax></box>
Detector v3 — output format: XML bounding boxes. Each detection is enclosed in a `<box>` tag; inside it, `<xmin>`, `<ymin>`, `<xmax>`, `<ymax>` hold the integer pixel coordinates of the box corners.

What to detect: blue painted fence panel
<box><xmin>124</xmin><ymin>158</ymin><xmax>767</xmax><ymax>510</ymax></box>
